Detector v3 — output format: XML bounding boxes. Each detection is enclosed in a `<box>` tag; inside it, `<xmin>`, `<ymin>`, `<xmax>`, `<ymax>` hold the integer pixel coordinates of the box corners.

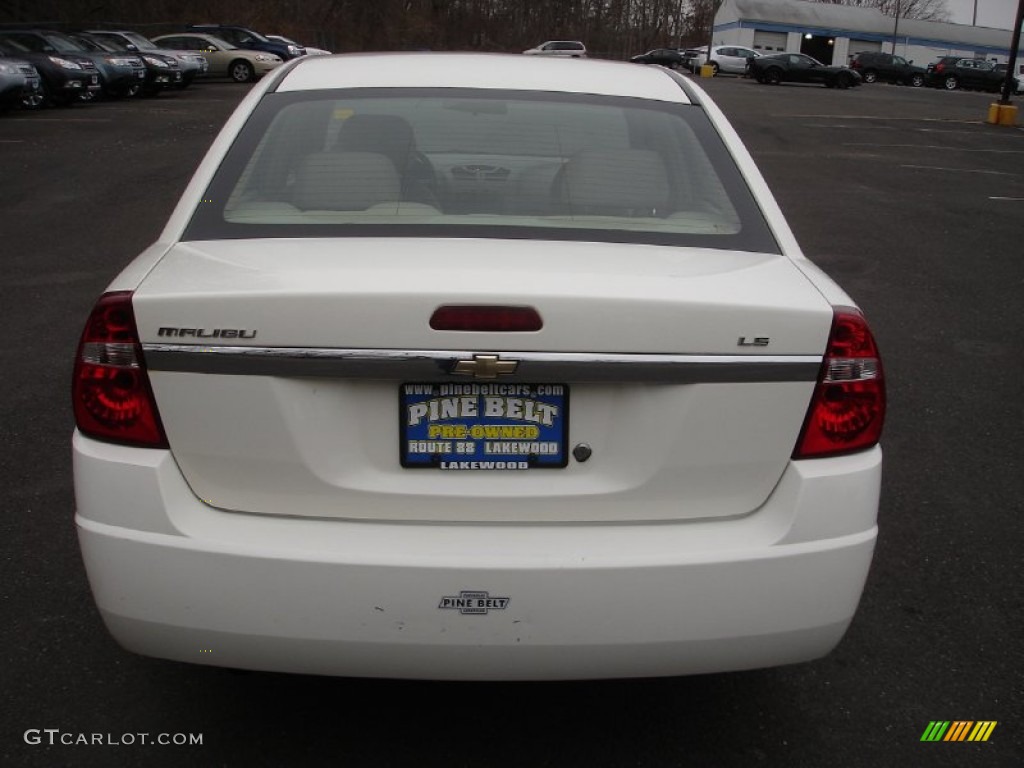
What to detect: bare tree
<box><xmin>1</xmin><ymin>0</ymin><xmax>734</xmax><ymax>57</ymax></box>
<box><xmin>810</xmin><ymin>0</ymin><xmax>950</xmax><ymax>22</ymax></box>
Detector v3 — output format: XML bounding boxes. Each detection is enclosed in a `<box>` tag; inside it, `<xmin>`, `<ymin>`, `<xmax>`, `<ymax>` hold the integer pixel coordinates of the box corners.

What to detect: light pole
<box><xmin>704</xmin><ymin>1</ymin><xmax>720</xmax><ymax>68</ymax></box>
<box><xmin>998</xmin><ymin>0</ymin><xmax>1024</xmax><ymax>105</ymax></box>
<box><xmin>988</xmin><ymin>0</ymin><xmax>1023</xmax><ymax>125</ymax></box>
<box><xmin>891</xmin><ymin>0</ymin><xmax>902</xmax><ymax>55</ymax></box>
<box><xmin>703</xmin><ymin>0</ymin><xmax>723</xmax><ymax>76</ymax></box>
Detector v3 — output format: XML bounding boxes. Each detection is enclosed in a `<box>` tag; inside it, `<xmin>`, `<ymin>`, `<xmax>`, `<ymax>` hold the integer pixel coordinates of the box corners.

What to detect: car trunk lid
<box><xmin>133</xmin><ymin>238</ymin><xmax>832</xmax><ymax>523</ymax></box>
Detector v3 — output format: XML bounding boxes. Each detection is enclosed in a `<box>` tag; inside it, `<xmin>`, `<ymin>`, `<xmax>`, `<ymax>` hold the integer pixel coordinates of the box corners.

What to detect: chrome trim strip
<box><xmin>142</xmin><ymin>344</ymin><xmax>822</xmax><ymax>384</ymax></box>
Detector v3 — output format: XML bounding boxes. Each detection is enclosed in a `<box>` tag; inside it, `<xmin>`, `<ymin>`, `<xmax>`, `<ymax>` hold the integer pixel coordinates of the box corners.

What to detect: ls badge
<box><xmin>737</xmin><ymin>336</ymin><xmax>770</xmax><ymax>347</ymax></box>
<box><xmin>438</xmin><ymin>590</ymin><xmax>510</xmax><ymax>615</ymax></box>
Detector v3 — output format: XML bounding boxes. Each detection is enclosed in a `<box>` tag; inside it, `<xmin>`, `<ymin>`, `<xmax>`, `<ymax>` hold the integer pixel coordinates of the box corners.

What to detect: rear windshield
<box><xmin>184</xmin><ymin>87</ymin><xmax>778</xmax><ymax>252</ymax></box>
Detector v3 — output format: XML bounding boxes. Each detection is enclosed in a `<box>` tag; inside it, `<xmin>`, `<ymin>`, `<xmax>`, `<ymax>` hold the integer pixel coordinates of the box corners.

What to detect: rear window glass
<box><xmin>184</xmin><ymin>88</ymin><xmax>778</xmax><ymax>252</ymax></box>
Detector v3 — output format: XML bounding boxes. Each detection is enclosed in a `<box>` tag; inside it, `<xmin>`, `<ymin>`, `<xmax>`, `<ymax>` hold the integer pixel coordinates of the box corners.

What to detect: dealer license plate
<box><xmin>400</xmin><ymin>383</ymin><xmax>569</xmax><ymax>469</ymax></box>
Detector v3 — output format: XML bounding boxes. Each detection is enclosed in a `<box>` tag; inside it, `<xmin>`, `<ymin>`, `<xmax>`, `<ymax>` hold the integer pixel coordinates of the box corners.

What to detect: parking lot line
<box><xmin>846</xmin><ymin>143</ymin><xmax>1024</xmax><ymax>153</ymax></box>
<box><xmin>913</xmin><ymin>127</ymin><xmax>1020</xmax><ymax>135</ymax></box>
<box><xmin>900</xmin><ymin>164</ymin><xmax>1018</xmax><ymax>175</ymax></box>
<box><xmin>772</xmin><ymin>114</ymin><xmax>988</xmax><ymax>124</ymax></box>
<box><xmin>7</xmin><ymin>117</ymin><xmax>113</xmax><ymax>123</ymax></box>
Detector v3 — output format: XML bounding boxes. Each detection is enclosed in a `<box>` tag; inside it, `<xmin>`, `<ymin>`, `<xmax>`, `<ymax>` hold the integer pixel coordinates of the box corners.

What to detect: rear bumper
<box><xmin>74</xmin><ymin>431</ymin><xmax>881</xmax><ymax>680</ymax></box>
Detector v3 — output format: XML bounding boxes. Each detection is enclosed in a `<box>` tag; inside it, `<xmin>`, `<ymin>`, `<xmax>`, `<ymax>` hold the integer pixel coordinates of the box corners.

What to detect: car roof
<box><xmin>189</xmin><ymin>24</ymin><xmax>256</xmax><ymax>31</ymax></box>
<box><xmin>157</xmin><ymin>32</ymin><xmax>227</xmax><ymax>43</ymax></box>
<box><xmin>275</xmin><ymin>53</ymin><xmax>692</xmax><ymax>104</ymax></box>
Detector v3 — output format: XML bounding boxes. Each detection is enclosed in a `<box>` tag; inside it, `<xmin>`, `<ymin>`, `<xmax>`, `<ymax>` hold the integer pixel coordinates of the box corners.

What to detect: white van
<box><xmin>523</xmin><ymin>41</ymin><xmax>587</xmax><ymax>58</ymax></box>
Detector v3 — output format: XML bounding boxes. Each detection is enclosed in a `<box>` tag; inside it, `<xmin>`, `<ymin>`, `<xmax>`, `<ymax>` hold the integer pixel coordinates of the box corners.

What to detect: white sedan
<box><xmin>688</xmin><ymin>44</ymin><xmax>761</xmax><ymax>75</ymax></box>
<box><xmin>73</xmin><ymin>53</ymin><xmax>884</xmax><ymax>681</ymax></box>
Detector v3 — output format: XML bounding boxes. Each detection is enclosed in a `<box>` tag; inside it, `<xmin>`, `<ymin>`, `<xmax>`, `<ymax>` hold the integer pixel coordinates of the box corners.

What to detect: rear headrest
<box><xmin>561</xmin><ymin>149</ymin><xmax>670</xmax><ymax>215</ymax></box>
<box><xmin>290</xmin><ymin>151</ymin><xmax>401</xmax><ymax>211</ymax></box>
<box><xmin>334</xmin><ymin>115</ymin><xmax>416</xmax><ymax>170</ymax></box>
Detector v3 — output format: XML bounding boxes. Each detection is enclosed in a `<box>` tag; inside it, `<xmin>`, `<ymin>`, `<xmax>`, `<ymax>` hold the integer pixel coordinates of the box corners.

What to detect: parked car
<box><xmin>0</xmin><ymin>55</ymin><xmax>41</xmax><ymax>110</ymax></box>
<box><xmin>522</xmin><ymin>41</ymin><xmax>587</xmax><ymax>57</ymax></box>
<box><xmin>630</xmin><ymin>48</ymin><xmax>686</xmax><ymax>69</ymax></box>
<box><xmin>926</xmin><ymin>56</ymin><xmax>1010</xmax><ymax>92</ymax></box>
<box><xmin>0</xmin><ymin>34</ymin><xmax>100</xmax><ymax>105</ymax></box>
<box><xmin>130</xmin><ymin>49</ymin><xmax>183</xmax><ymax>95</ymax></box>
<box><xmin>66</xmin><ymin>33</ymin><xmax>147</xmax><ymax>98</ymax></box>
<box><xmin>73</xmin><ymin>53</ymin><xmax>885</xmax><ymax>681</ymax></box>
<box><xmin>750</xmin><ymin>53</ymin><xmax>861</xmax><ymax>88</ymax></box>
<box><xmin>78</xmin><ymin>31</ymin><xmax>184</xmax><ymax>97</ymax></box>
<box><xmin>678</xmin><ymin>47</ymin><xmax>707</xmax><ymax>72</ymax></box>
<box><xmin>0</xmin><ymin>29</ymin><xmax>143</xmax><ymax>101</ymax></box>
<box><xmin>266</xmin><ymin>34</ymin><xmax>330</xmax><ymax>56</ymax></box>
<box><xmin>849</xmin><ymin>51</ymin><xmax>926</xmax><ymax>86</ymax></box>
<box><xmin>684</xmin><ymin>45</ymin><xmax>760</xmax><ymax>75</ymax></box>
<box><xmin>152</xmin><ymin>33</ymin><xmax>282</xmax><ymax>82</ymax></box>
<box><xmin>85</xmin><ymin>30</ymin><xmax>209</xmax><ymax>88</ymax></box>
<box><xmin>186</xmin><ymin>24</ymin><xmax>304</xmax><ymax>60</ymax></box>
<box><xmin>992</xmin><ymin>62</ymin><xmax>1023</xmax><ymax>94</ymax></box>
<box><xmin>75</xmin><ymin>34</ymin><xmax>183</xmax><ymax>95</ymax></box>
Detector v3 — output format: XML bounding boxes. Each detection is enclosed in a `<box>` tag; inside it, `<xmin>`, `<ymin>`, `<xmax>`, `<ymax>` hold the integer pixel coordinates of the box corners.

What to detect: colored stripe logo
<box><xmin>921</xmin><ymin>721</ymin><xmax>997</xmax><ymax>742</ymax></box>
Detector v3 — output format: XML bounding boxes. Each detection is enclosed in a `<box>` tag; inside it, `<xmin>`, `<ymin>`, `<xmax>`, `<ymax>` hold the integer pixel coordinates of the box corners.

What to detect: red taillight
<box><xmin>793</xmin><ymin>307</ymin><xmax>885</xmax><ymax>459</ymax></box>
<box><xmin>430</xmin><ymin>305</ymin><xmax>543</xmax><ymax>332</ymax></box>
<box><xmin>72</xmin><ymin>291</ymin><xmax>167</xmax><ymax>448</ymax></box>
<box><xmin>935</xmin><ymin>62</ymin><xmax>945</xmax><ymax>72</ymax></box>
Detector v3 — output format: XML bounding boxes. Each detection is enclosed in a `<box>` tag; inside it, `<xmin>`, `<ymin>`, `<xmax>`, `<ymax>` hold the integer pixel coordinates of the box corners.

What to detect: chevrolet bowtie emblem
<box><xmin>452</xmin><ymin>354</ymin><xmax>518</xmax><ymax>379</ymax></box>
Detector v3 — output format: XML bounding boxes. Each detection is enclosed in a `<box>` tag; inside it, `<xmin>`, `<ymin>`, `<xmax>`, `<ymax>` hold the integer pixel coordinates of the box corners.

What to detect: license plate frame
<box><xmin>400</xmin><ymin>383</ymin><xmax>569</xmax><ymax>470</ymax></box>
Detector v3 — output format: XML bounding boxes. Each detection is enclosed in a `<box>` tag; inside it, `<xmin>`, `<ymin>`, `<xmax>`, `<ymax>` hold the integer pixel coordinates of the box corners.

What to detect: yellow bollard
<box><xmin>700</xmin><ymin>64</ymin><xmax>715</xmax><ymax>78</ymax></box>
<box><xmin>986</xmin><ymin>103</ymin><xmax>1019</xmax><ymax>126</ymax></box>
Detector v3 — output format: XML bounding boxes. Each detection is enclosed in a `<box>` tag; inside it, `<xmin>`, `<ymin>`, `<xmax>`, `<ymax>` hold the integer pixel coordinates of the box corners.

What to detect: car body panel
<box><xmin>132</xmin><ymin>237</ymin><xmax>830</xmax><ymax>524</ymax></box>
<box><xmin>76</xmin><ymin>431</ymin><xmax>878</xmax><ymax>680</ymax></box>
<box><xmin>276</xmin><ymin>52</ymin><xmax>687</xmax><ymax>103</ymax></box>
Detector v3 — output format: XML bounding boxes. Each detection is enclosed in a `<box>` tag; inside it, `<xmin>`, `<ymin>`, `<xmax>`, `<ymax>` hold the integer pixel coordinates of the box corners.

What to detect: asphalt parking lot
<box><xmin>1</xmin><ymin>74</ymin><xmax>1022</xmax><ymax>767</ymax></box>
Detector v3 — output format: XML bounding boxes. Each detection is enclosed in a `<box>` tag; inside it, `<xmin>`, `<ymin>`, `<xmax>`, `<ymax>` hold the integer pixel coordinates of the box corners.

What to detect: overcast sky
<box><xmin>945</xmin><ymin>0</ymin><xmax>1019</xmax><ymax>29</ymax></box>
